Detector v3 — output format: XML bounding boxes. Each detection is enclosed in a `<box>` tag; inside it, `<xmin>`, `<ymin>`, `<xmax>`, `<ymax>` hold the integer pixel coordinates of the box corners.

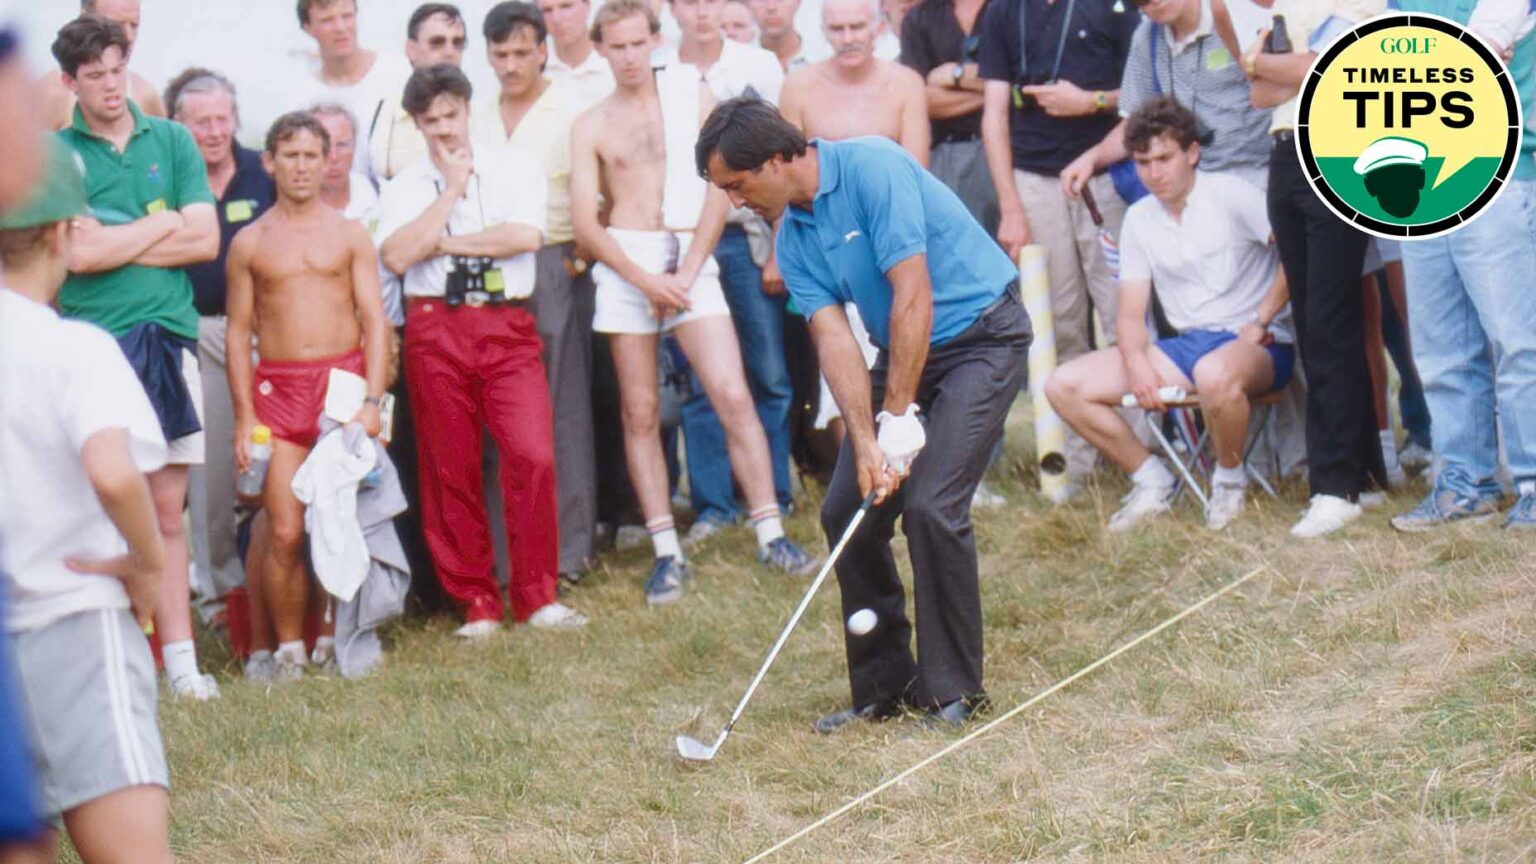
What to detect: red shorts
<box><xmin>252</xmin><ymin>349</ymin><xmax>366</xmax><ymax>448</ymax></box>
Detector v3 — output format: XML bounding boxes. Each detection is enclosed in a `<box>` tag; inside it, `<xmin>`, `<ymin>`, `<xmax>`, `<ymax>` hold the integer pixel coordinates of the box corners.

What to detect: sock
<box><xmin>162</xmin><ymin>640</ymin><xmax>199</xmax><ymax>682</ymax></box>
<box><xmin>276</xmin><ymin>640</ymin><xmax>306</xmax><ymax>664</ymax></box>
<box><xmin>647</xmin><ymin>518</ymin><xmax>684</xmax><ymax>561</ymax></box>
<box><xmin>748</xmin><ymin>505</ymin><xmax>785</xmax><ymax>549</ymax></box>
<box><xmin>1131</xmin><ymin>456</ymin><xmax>1174</xmax><ymax>488</ymax></box>
<box><xmin>1380</xmin><ymin>429</ymin><xmax>1401</xmax><ymax>470</ymax></box>
<box><xmin>1213</xmin><ymin>463</ymin><xmax>1247</xmax><ymax>487</ymax></box>
<box><xmin>311</xmin><ymin>636</ymin><xmax>335</xmax><ymax>664</ymax></box>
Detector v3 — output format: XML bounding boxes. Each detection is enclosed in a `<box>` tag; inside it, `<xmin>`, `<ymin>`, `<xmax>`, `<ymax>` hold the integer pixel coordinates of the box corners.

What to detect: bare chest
<box><xmin>251</xmin><ymin>228</ymin><xmax>351</xmax><ymax>287</ymax></box>
<box><xmin>802</xmin><ymin>80</ymin><xmax>903</xmax><ymax>142</ymax></box>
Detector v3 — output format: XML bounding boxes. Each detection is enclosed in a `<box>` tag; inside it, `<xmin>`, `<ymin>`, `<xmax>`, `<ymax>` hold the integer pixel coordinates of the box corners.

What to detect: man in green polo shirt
<box><xmin>51</xmin><ymin>15</ymin><xmax>221</xmax><ymax>700</ymax></box>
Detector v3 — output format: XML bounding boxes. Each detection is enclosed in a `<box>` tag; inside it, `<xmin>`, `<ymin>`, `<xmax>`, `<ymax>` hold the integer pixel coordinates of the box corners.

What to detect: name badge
<box><xmin>366</xmin><ymin>218</ymin><xmax>380</xmax><ymax>236</ymax></box>
<box><xmin>484</xmin><ymin>268</ymin><xmax>506</xmax><ymax>295</ymax></box>
<box><xmin>1206</xmin><ymin>46</ymin><xmax>1233</xmax><ymax>71</ymax></box>
<box><xmin>226</xmin><ymin>200</ymin><xmax>254</xmax><ymax>223</ymax></box>
<box><xmin>145</xmin><ymin>199</ymin><xmax>167</xmax><ymax>215</ymax></box>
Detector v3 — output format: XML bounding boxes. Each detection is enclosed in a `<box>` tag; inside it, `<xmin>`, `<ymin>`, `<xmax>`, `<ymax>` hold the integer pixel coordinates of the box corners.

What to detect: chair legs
<box><xmin>1144</xmin><ymin>402</ymin><xmax>1279</xmax><ymax>509</ymax></box>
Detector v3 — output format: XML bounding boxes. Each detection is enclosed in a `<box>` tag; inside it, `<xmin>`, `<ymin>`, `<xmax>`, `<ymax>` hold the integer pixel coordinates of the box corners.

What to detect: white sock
<box><xmin>162</xmin><ymin>639</ymin><xmax>200</xmax><ymax>682</ymax></box>
<box><xmin>1380</xmin><ymin>429</ymin><xmax>1401</xmax><ymax>470</ymax></box>
<box><xmin>748</xmin><ymin>505</ymin><xmax>785</xmax><ymax>549</ymax></box>
<box><xmin>647</xmin><ymin>518</ymin><xmax>684</xmax><ymax>561</ymax></box>
<box><xmin>276</xmin><ymin>640</ymin><xmax>306</xmax><ymax>664</ymax></box>
<box><xmin>1131</xmin><ymin>456</ymin><xmax>1174</xmax><ymax>488</ymax></box>
<box><xmin>1213</xmin><ymin>463</ymin><xmax>1247</xmax><ymax>487</ymax></box>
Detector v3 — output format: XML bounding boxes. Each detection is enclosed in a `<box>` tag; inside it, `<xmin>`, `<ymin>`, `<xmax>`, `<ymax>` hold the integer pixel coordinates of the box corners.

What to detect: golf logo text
<box><xmin>1297</xmin><ymin>13</ymin><xmax>1521</xmax><ymax>238</ymax></box>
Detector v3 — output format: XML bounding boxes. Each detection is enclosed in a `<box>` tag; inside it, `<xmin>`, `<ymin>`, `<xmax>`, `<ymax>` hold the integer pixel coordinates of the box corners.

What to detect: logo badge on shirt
<box><xmin>1296</xmin><ymin>13</ymin><xmax>1519</xmax><ymax>239</ymax></box>
<box><xmin>147</xmin><ymin>163</ymin><xmax>161</xmax><ymax>184</ymax></box>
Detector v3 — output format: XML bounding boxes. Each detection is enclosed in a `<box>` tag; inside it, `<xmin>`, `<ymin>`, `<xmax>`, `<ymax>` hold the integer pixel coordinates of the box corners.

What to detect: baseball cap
<box><xmin>0</xmin><ymin>138</ymin><xmax>87</xmax><ymax>230</ymax></box>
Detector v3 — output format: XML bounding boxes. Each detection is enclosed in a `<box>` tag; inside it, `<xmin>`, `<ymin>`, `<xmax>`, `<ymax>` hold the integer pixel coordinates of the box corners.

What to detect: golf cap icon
<box><xmin>1354</xmin><ymin>136</ymin><xmax>1429</xmax><ymax>218</ymax></box>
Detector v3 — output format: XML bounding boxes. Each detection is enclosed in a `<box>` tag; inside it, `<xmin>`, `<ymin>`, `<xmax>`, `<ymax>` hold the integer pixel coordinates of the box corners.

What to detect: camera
<box><xmin>444</xmin><ymin>255</ymin><xmax>503</xmax><ymax>307</ymax></box>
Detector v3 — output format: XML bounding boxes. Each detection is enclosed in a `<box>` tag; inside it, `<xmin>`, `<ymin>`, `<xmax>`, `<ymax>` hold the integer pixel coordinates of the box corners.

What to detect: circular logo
<box><xmin>1297</xmin><ymin>13</ymin><xmax>1521</xmax><ymax>239</ymax></box>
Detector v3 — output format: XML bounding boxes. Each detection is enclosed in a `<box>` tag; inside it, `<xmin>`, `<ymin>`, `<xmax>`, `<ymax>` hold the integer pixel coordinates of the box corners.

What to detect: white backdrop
<box><xmin>16</xmin><ymin>0</ymin><xmax>1271</xmax><ymax>147</ymax></box>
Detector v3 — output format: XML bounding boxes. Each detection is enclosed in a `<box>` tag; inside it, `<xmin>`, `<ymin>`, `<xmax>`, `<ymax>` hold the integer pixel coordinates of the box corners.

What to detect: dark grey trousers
<box><xmin>819</xmin><ymin>287</ymin><xmax>1030</xmax><ymax>709</ymax></box>
<box><xmin>931</xmin><ymin>139</ymin><xmax>1001</xmax><ymax>238</ymax></box>
<box><xmin>532</xmin><ymin>243</ymin><xmax>598</xmax><ymax>573</ymax></box>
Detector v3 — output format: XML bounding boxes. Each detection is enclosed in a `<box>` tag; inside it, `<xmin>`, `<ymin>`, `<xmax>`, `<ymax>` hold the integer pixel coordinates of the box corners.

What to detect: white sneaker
<box><xmin>1387</xmin><ymin>463</ymin><xmax>1408</xmax><ymax>489</ymax></box>
<box><xmin>1290</xmin><ymin>494</ymin><xmax>1363</xmax><ymax>538</ymax></box>
<box><xmin>526</xmin><ymin>602</ymin><xmax>589</xmax><ymax>630</ymax></box>
<box><xmin>1359</xmin><ymin>490</ymin><xmax>1388</xmax><ymax>509</ymax></box>
<box><xmin>244</xmin><ymin>650</ymin><xmax>276</xmax><ymax>683</ymax></box>
<box><xmin>971</xmin><ymin>482</ymin><xmax>1007</xmax><ymax>509</ymax></box>
<box><xmin>1046</xmin><ymin>479</ymin><xmax>1081</xmax><ymax>506</ymax></box>
<box><xmin>273</xmin><ymin>650</ymin><xmax>306</xmax><ymax>683</ymax></box>
<box><xmin>453</xmin><ymin>619</ymin><xmax>503</xmax><ymax>640</ymax></box>
<box><xmin>169</xmin><ymin>671</ymin><xmax>221</xmax><ymax>701</ymax></box>
<box><xmin>1399</xmin><ymin>442</ymin><xmax>1433</xmax><ymax>473</ymax></box>
<box><xmin>1205</xmin><ymin>482</ymin><xmax>1247</xmax><ymax>531</ymax></box>
<box><xmin>1108</xmin><ymin>483</ymin><xmax>1174</xmax><ymax>533</ymax></box>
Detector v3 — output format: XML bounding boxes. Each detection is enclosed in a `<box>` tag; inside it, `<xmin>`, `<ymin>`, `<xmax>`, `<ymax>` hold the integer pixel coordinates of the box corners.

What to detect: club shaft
<box><xmin>720</xmin><ymin>491</ymin><xmax>879</xmax><ymax>734</ymax></box>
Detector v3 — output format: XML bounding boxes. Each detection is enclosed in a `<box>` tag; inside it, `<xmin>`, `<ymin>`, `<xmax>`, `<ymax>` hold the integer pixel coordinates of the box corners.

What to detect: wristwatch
<box><xmin>364</xmin><ymin>396</ymin><xmax>384</xmax><ymax>407</ymax></box>
<box><xmin>1092</xmin><ymin>90</ymin><xmax>1110</xmax><ymax>111</ymax></box>
<box><xmin>950</xmin><ymin>63</ymin><xmax>966</xmax><ymax>88</ymax></box>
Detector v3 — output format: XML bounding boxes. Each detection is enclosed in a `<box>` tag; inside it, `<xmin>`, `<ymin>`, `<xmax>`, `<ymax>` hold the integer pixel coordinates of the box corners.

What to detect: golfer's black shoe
<box><xmin>812</xmin><ymin>699</ymin><xmax>904</xmax><ymax>735</ymax></box>
<box><xmin>924</xmin><ymin>693</ymin><xmax>992</xmax><ymax>729</ymax></box>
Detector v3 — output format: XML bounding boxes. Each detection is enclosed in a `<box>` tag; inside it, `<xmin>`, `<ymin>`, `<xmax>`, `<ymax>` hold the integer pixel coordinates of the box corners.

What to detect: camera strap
<box><xmin>1015</xmin><ymin>0</ymin><xmax>1078</xmax><ymax>85</ymax></box>
<box><xmin>431</xmin><ymin>173</ymin><xmax>488</xmax><ymax>237</ymax></box>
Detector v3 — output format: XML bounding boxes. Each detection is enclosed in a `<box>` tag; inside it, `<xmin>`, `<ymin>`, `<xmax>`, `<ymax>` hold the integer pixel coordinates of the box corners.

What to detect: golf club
<box><xmin>675</xmin><ymin>488</ymin><xmax>881</xmax><ymax>762</ymax></box>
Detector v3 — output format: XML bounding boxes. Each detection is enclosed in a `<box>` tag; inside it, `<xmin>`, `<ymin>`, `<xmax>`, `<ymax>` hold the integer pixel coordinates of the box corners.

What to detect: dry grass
<box><xmin>95</xmin><ymin>409</ymin><xmax>1536</xmax><ymax>862</ymax></box>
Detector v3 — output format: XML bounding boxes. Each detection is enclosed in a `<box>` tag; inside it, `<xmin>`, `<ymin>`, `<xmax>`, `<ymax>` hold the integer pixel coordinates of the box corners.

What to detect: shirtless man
<box><xmin>778</xmin><ymin>0</ymin><xmax>929</xmax><ymax>164</ymax></box>
<box><xmin>572</xmin><ymin>0</ymin><xmax>818</xmax><ymax>604</ymax></box>
<box><xmin>37</xmin><ymin>0</ymin><xmax>165</xmax><ymax>129</ymax></box>
<box><xmin>226</xmin><ymin>112</ymin><xmax>390</xmax><ymax>681</ymax></box>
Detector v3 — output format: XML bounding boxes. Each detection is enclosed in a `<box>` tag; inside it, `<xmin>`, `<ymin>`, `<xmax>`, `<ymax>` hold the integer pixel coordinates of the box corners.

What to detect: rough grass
<box><xmin>92</xmin><ymin>410</ymin><xmax>1536</xmax><ymax>862</ymax></box>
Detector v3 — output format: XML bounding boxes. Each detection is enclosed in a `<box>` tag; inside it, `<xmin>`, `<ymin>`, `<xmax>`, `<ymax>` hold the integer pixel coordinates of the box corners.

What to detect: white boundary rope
<box><xmin>743</xmin><ymin>566</ymin><xmax>1267</xmax><ymax>864</ymax></box>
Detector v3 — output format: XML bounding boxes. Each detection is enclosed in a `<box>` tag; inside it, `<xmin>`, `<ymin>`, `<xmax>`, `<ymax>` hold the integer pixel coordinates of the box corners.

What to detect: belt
<box><xmin>984</xmin><ymin>279</ymin><xmax>1021</xmax><ymax>315</ymax></box>
<box><xmin>935</xmin><ymin>131</ymin><xmax>979</xmax><ymax>145</ymax></box>
<box><xmin>407</xmin><ymin>295</ymin><xmax>530</xmax><ymax>310</ymax></box>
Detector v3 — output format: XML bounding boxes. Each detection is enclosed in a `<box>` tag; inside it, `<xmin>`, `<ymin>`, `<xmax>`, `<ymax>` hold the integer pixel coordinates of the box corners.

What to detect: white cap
<box><xmin>1353</xmin><ymin>136</ymin><xmax>1429</xmax><ymax>175</ymax></box>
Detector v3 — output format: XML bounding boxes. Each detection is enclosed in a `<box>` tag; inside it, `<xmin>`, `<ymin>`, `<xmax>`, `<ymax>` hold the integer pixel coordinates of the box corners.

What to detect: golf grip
<box><xmin>1081</xmin><ymin>184</ymin><xmax>1105</xmax><ymax>227</ymax></box>
<box><xmin>720</xmin><ymin>489</ymin><xmax>881</xmax><ymax>735</ymax></box>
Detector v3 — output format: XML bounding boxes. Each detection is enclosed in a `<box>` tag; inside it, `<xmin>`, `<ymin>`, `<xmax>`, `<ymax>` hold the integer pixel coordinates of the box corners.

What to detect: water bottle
<box><xmin>1265</xmin><ymin>15</ymin><xmax>1292</xmax><ymax>54</ymax></box>
<box><xmin>236</xmin><ymin>425</ymin><xmax>272</xmax><ymax>498</ymax></box>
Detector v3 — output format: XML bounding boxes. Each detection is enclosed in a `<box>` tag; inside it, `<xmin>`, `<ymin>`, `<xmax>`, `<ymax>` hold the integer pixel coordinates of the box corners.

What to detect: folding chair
<box><xmin>1143</xmin><ymin>391</ymin><xmax>1283</xmax><ymax>510</ymax></box>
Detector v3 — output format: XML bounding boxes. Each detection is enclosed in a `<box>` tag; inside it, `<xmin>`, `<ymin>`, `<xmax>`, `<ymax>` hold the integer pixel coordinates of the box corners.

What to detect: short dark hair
<box><xmin>1124</xmin><ymin>96</ymin><xmax>1199</xmax><ymax>155</ymax></box>
<box><xmin>408</xmin><ymin>3</ymin><xmax>463</xmax><ymax>39</ymax></box>
<box><xmin>51</xmin><ymin>15</ymin><xmax>131</xmax><ymax>78</ymax></box>
<box><xmin>401</xmin><ymin>63</ymin><xmax>474</xmax><ymax>116</ymax></box>
<box><xmin>266</xmin><ymin>111</ymin><xmax>332</xmax><ymax>156</ymax></box>
<box><xmin>484</xmin><ymin>1</ymin><xmax>547</xmax><ymax>45</ymax></box>
<box><xmin>298</xmin><ymin>0</ymin><xmax>353</xmax><ymax>27</ymax></box>
<box><xmin>590</xmin><ymin>0</ymin><xmax>658</xmax><ymax>44</ymax></box>
<box><xmin>696</xmin><ymin>96</ymin><xmax>808</xmax><ymax>178</ymax></box>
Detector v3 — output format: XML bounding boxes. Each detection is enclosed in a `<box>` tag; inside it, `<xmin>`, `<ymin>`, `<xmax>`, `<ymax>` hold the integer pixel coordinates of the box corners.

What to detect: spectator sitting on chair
<box><xmin>1044</xmin><ymin>98</ymin><xmax>1293</xmax><ymax>533</ymax></box>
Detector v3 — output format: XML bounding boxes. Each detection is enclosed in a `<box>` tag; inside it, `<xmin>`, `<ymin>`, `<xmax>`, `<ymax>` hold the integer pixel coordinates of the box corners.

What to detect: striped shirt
<box><xmin>1118</xmin><ymin>2</ymin><xmax>1273</xmax><ymax>173</ymax></box>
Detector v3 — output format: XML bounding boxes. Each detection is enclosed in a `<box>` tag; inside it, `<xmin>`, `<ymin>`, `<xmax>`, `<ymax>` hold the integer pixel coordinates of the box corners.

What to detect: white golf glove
<box><xmin>875</xmin><ymin>404</ymin><xmax>926</xmax><ymax>475</ymax></box>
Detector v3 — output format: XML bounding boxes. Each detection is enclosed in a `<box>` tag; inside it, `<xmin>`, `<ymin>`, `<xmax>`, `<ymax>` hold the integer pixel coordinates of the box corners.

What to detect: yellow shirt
<box><xmin>1269</xmin><ymin>0</ymin><xmax>1387</xmax><ymax>133</ymax></box>
<box><xmin>472</xmin><ymin>80</ymin><xmax>579</xmax><ymax>246</ymax></box>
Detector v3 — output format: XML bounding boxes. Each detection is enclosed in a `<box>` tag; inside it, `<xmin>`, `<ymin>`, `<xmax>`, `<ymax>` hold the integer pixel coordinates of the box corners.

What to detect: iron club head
<box><xmin>675</xmin><ymin>733</ymin><xmax>722</xmax><ymax>762</ymax></box>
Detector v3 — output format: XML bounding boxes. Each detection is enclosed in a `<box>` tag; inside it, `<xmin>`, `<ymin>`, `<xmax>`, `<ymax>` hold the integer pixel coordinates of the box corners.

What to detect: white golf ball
<box><xmin>846</xmin><ymin>608</ymin><xmax>877</xmax><ymax>636</ymax></box>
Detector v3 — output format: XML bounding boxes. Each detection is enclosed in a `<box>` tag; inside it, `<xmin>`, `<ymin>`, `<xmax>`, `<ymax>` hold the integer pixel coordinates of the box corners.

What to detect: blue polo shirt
<box><xmin>187</xmin><ymin>145</ymin><xmax>275</xmax><ymax>317</ymax></box>
<box><xmin>776</xmin><ymin>137</ymin><xmax>1017</xmax><ymax>349</ymax></box>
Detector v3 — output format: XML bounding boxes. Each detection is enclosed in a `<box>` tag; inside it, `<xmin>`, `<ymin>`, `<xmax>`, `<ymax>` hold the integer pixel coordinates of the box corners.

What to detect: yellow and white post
<box><xmin>1019</xmin><ymin>245</ymin><xmax>1068</xmax><ymax>501</ymax></box>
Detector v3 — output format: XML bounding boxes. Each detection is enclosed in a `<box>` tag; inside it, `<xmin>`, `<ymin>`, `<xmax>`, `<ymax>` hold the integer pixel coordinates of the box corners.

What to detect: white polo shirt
<box><xmin>374</xmin><ymin>146</ymin><xmax>548</xmax><ymax>300</ymax></box>
<box><xmin>0</xmin><ymin>290</ymin><xmax>168</xmax><ymax>634</ymax></box>
<box><xmin>306</xmin><ymin>52</ymin><xmax>414</xmax><ymax>175</ymax></box>
<box><xmin>1118</xmin><ymin>171</ymin><xmax>1293</xmax><ymax>343</ymax></box>
<box><xmin>656</xmin><ymin>38</ymin><xmax>786</xmax><ymax>105</ymax></box>
<box><xmin>546</xmin><ymin>44</ymin><xmax>617</xmax><ymax>113</ymax></box>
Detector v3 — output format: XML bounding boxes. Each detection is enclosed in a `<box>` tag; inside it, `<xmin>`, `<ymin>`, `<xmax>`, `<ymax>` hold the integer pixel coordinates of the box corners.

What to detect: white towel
<box><xmin>657</xmin><ymin>64</ymin><xmax>707</xmax><ymax>230</ymax></box>
<box><xmin>290</xmin><ymin>424</ymin><xmax>377</xmax><ymax>603</ymax></box>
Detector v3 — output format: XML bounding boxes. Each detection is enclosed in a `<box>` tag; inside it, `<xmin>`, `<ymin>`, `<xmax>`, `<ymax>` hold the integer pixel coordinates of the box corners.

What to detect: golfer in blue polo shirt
<box><xmin>697</xmin><ymin>97</ymin><xmax>1032</xmax><ymax>732</ymax></box>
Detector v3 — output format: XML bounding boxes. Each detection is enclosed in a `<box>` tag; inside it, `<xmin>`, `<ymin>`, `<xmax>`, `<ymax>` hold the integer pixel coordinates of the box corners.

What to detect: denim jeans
<box><xmin>1400</xmin><ymin>178</ymin><xmax>1536</xmax><ymax>494</ymax></box>
<box><xmin>680</xmin><ymin>227</ymin><xmax>796</xmax><ymax>520</ymax></box>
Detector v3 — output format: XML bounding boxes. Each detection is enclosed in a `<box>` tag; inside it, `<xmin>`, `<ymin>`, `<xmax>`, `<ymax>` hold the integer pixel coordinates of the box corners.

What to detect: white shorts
<box><xmin>167</xmin><ymin>347</ymin><xmax>205</xmax><ymax>466</ymax></box>
<box><xmin>592</xmin><ymin>228</ymin><xmax>731</xmax><ymax>335</ymax></box>
<box><xmin>813</xmin><ymin>304</ymin><xmax>880</xmax><ymax>430</ymax></box>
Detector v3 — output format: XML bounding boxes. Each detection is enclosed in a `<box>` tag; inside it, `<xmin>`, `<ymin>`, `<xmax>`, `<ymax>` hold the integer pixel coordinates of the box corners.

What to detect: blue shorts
<box><xmin>1155</xmin><ymin>329</ymin><xmax>1295</xmax><ymax>391</ymax></box>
